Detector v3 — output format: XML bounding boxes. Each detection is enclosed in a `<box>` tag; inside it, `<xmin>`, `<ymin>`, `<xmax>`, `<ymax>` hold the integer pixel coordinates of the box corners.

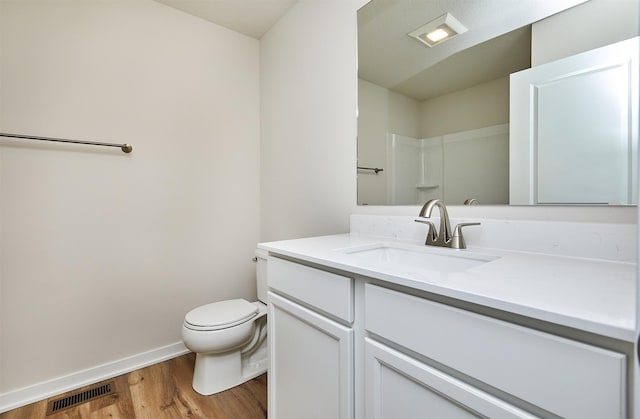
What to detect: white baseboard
<box><xmin>0</xmin><ymin>341</ymin><xmax>190</xmax><ymax>414</ymax></box>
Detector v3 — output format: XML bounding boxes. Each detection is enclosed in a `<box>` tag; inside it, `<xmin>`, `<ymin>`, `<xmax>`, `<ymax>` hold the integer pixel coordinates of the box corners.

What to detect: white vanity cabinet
<box><xmin>267</xmin><ymin>257</ymin><xmax>355</xmax><ymax>419</ymax></box>
<box><xmin>266</xmin><ymin>254</ymin><xmax>629</xmax><ymax>419</ymax></box>
<box><xmin>365</xmin><ymin>283</ymin><xmax>627</xmax><ymax>419</ymax></box>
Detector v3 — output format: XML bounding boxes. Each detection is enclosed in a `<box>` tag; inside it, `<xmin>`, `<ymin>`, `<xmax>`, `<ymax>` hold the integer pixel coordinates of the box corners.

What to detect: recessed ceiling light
<box><xmin>408</xmin><ymin>13</ymin><xmax>468</xmax><ymax>48</ymax></box>
<box><xmin>426</xmin><ymin>28</ymin><xmax>449</xmax><ymax>43</ymax></box>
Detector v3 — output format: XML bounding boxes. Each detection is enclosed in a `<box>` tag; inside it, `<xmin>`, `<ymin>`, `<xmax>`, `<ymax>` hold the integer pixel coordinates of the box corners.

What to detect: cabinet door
<box><xmin>365</xmin><ymin>339</ymin><xmax>537</xmax><ymax>419</ymax></box>
<box><xmin>268</xmin><ymin>291</ymin><xmax>354</xmax><ymax>419</ymax></box>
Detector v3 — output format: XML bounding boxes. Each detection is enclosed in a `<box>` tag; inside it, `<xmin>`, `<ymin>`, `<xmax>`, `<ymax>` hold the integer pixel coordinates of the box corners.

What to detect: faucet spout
<box><xmin>417</xmin><ymin>199</ymin><xmax>452</xmax><ymax>245</ymax></box>
<box><xmin>416</xmin><ymin>199</ymin><xmax>480</xmax><ymax>249</ymax></box>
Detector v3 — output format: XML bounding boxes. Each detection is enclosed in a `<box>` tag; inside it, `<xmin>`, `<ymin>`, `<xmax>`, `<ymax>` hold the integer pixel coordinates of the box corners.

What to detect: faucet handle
<box><xmin>450</xmin><ymin>222</ymin><xmax>481</xmax><ymax>249</ymax></box>
<box><xmin>415</xmin><ymin>218</ymin><xmax>438</xmax><ymax>244</ymax></box>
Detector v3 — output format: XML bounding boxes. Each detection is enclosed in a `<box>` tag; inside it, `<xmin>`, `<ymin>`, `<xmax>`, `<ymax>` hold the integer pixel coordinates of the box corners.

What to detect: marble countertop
<box><xmin>258</xmin><ymin>233</ymin><xmax>636</xmax><ymax>342</ymax></box>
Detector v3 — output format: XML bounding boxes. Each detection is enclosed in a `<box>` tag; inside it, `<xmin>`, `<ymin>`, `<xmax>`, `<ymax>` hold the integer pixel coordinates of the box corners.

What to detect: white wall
<box><xmin>0</xmin><ymin>0</ymin><xmax>260</xmax><ymax>397</ymax></box>
<box><xmin>532</xmin><ymin>0</ymin><xmax>639</xmax><ymax>66</ymax></box>
<box><xmin>389</xmin><ymin>90</ymin><xmax>421</xmax><ymax>138</ymax></box>
<box><xmin>260</xmin><ymin>0</ymin><xmax>367</xmax><ymax>241</ymax></box>
<box><xmin>420</xmin><ymin>77</ymin><xmax>509</xmax><ymax>138</ymax></box>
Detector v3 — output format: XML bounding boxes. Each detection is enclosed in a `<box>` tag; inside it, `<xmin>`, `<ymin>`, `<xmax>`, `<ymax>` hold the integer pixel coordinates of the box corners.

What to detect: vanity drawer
<box><xmin>365</xmin><ymin>284</ymin><xmax>626</xmax><ymax>418</ymax></box>
<box><xmin>268</xmin><ymin>256</ymin><xmax>353</xmax><ymax>323</ymax></box>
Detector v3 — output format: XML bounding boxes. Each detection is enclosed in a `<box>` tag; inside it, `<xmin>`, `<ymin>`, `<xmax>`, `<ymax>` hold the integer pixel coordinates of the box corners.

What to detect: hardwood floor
<box><xmin>0</xmin><ymin>353</ymin><xmax>267</xmax><ymax>419</ymax></box>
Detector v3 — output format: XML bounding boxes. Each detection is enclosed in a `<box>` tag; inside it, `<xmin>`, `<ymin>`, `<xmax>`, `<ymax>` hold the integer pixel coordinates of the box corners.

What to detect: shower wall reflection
<box><xmin>357</xmin><ymin>76</ymin><xmax>510</xmax><ymax>206</ymax></box>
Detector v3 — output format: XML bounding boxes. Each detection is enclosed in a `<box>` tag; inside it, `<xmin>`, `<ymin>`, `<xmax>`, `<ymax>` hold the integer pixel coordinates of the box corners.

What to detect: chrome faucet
<box><xmin>415</xmin><ymin>199</ymin><xmax>480</xmax><ymax>249</ymax></box>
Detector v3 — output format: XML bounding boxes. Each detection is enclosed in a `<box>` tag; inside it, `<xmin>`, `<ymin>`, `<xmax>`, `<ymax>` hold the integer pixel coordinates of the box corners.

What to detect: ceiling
<box><xmin>153</xmin><ymin>0</ymin><xmax>297</xmax><ymax>39</ymax></box>
<box><xmin>151</xmin><ymin>0</ymin><xmax>588</xmax><ymax>100</ymax></box>
<box><xmin>358</xmin><ymin>0</ymin><xmax>588</xmax><ymax>101</ymax></box>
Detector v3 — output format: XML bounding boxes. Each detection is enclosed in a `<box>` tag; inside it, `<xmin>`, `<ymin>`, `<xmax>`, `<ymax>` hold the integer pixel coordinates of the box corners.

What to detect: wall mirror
<box><xmin>357</xmin><ymin>0</ymin><xmax>639</xmax><ymax>206</ymax></box>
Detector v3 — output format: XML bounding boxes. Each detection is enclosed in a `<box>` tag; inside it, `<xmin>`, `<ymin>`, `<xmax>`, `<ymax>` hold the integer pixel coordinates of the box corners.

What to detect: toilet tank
<box><xmin>255</xmin><ymin>248</ymin><xmax>268</xmax><ymax>303</ymax></box>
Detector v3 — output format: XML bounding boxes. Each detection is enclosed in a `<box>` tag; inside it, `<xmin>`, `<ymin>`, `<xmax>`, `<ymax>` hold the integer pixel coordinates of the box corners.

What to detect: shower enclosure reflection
<box><xmin>383</xmin><ymin>125</ymin><xmax>508</xmax><ymax>205</ymax></box>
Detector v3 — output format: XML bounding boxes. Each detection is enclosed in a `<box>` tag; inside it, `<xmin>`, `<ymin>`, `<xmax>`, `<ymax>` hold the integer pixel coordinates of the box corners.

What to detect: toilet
<box><xmin>182</xmin><ymin>249</ymin><xmax>268</xmax><ymax>395</ymax></box>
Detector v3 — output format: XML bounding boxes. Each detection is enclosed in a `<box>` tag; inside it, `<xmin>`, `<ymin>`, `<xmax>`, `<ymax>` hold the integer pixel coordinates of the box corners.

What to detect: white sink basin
<box><xmin>336</xmin><ymin>242</ymin><xmax>498</xmax><ymax>273</ymax></box>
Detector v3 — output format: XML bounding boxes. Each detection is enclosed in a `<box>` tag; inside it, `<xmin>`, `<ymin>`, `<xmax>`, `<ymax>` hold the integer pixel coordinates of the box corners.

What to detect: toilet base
<box><xmin>193</xmin><ymin>352</ymin><xmax>240</xmax><ymax>395</ymax></box>
<box><xmin>191</xmin><ymin>326</ymin><xmax>268</xmax><ymax>396</ymax></box>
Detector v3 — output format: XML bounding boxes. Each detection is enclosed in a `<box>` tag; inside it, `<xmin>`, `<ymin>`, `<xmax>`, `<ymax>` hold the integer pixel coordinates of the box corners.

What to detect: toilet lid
<box><xmin>184</xmin><ymin>299</ymin><xmax>258</xmax><ymax>331</ymax></box>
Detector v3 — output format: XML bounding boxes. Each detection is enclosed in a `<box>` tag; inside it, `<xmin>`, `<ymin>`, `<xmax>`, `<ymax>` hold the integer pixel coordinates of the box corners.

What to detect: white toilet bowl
<box><xmin>182</xmin><ymin>250</ymin><xmax>269</xmax><ymax>396</ymax></box>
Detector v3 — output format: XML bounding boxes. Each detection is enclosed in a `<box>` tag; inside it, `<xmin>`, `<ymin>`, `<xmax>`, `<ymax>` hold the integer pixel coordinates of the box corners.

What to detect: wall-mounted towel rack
<box><xmin>358</xmin><ymin>166</ymin><xmax>383</xmax><ymax>174</ymax></box>
<box><xmin>0</xmin><ymin>132</ymin><xmax>133</xmax><ymax>153</ymax></box>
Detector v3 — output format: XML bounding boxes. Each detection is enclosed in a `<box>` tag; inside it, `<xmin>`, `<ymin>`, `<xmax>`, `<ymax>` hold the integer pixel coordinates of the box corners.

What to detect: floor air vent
<box><xmin>46</xmin><ymin>381</ymin><xmax>116</xmax><ymax>415</ymax></box>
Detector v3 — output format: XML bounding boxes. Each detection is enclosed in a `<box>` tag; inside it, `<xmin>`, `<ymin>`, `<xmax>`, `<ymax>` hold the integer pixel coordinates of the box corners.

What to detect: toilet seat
<box><xmin>184</xmin><ymin>299</ymin><xmax>258</xmax><ymax>331</ymax></box>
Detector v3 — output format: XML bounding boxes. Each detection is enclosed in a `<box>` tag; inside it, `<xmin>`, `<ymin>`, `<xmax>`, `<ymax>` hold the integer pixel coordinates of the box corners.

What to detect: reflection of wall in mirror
<box><xmin>358</xmin><ymin>78</ymin><xmax>420</xmax><ymax>205</ymax></box>
<box><xmin>532</xmin><ymin>0</ymin><xmax>639</xmax><ymax>66</ymax></box>
<box><xmin>357</xmin><ymin>76</ymin><xmax>508</xmax><ymax>205</ymax></box>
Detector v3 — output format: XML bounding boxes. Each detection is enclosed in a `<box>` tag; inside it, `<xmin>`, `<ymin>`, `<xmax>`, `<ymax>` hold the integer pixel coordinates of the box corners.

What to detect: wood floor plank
<box><xmin>0</xmin><ymin>402</ymin><xmax>47</xmax><ymax>419</ymax></box>
<box><xmin>0</xmin><ymin>353</ymin><xmax>267</xmax><ymax>419</ymax></box>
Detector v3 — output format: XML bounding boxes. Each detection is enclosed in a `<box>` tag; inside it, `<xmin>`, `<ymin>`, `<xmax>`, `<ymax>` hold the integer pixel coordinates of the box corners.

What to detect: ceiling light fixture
<box><xmin>408</xmin><ymin>13</ymin><xmax>468</xmax><ymax>48</ymax></box>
